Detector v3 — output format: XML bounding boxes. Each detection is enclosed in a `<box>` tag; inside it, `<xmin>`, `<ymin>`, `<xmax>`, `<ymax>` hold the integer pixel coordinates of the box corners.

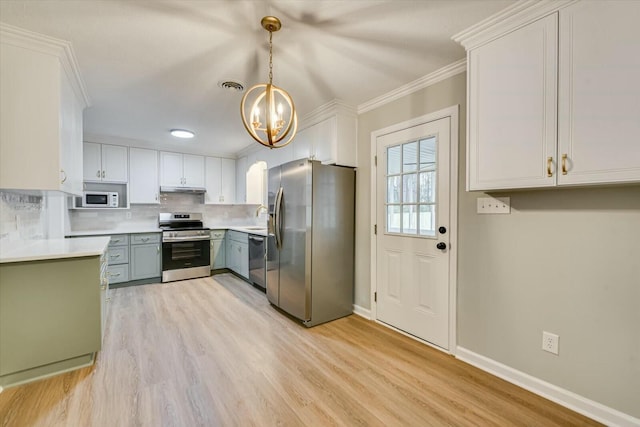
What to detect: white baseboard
<box><xmin>456</xmin><ymin>347</ymin><xmax>640</xmax><ymax>427</ymax></box>
<box><xmin>352</xmin><ymin>304</ymin><xmax>371</xmax><ymax>319</ymax></box>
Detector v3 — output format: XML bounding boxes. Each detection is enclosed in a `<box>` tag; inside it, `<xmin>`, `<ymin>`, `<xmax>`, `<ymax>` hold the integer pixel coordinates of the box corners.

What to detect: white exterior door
<box><xmin>376</xmin><ymin>117</ymin><xmax>451</xmax><ymax>349</ymax></box>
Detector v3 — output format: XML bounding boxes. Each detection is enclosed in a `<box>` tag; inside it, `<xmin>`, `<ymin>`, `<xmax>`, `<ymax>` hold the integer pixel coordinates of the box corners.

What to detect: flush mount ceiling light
<box><xmin>240</xmin><ymin>16</ymin><xmax>297</xmax><ymax>149</ymax></box>
<box><xmin>170</xmin><ymin>129</ymin><xmax>195</xmax><ymax>139</ymax></box>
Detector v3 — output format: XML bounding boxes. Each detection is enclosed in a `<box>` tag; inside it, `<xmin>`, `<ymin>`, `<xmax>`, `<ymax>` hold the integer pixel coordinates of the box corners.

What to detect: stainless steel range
<box><xmin>159</xmin><ymin>212</ymin><xmax>210</xmax><ymax>282</ymax></box>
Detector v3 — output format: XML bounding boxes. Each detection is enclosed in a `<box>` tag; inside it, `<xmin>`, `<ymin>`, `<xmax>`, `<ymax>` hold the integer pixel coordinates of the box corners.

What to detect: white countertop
<box><xmin>225</xmin><ymin>226</ymin><xmax>268</xmax><ymax>237</ymax></box>
<box><xmin>0</xmin><ymin>237</ymin><xmax>111</xmax><ymax>264</ymax></box>
<box><xmin>66</xmin><ymin>227</ymin><xmax>162</xmax><ymax>237</ymax></box>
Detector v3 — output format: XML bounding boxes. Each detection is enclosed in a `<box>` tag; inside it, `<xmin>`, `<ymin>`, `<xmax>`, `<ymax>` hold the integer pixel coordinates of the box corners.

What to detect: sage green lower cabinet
<box><xmin>129</xmin><ymin>233</ymin><xmax>161</xmax><ymax>281</ymax></box>
<box><xmin>210</xmin><ymin>230</ymin><xmax>226</xmax><ymax>270</ymax></box>
<box><xmin>107</xmin><ymin>234</ymin><xmax>129</xmax><ymax>284</ymax></box>
<box><xmin>226</xmin><ymin>230</ymin><xmax>249</xmax><ymax>279</ymax></box>
<box><xmin>0</xmin><ymin>255</ymin><xmax>105</xmax><ymax>388</ymax></box>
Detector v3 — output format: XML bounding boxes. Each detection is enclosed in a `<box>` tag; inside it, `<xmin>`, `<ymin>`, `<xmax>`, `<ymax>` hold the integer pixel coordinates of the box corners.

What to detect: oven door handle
<box><xmin>163</xmin><ymin>236</ymin><xmax>210</xmax><ymax>242</ymax></box>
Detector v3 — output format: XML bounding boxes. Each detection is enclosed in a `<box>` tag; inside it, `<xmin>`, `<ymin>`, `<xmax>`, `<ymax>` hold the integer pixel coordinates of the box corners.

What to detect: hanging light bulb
<box><xmin>240</xmin><ymin>16</ymin><xmax>297</xmax><ymax>149</ymax></box>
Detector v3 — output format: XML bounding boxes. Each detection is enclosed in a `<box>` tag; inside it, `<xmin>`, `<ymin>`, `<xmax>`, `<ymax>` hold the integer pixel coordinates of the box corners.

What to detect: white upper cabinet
<box><xmin>205</xmin><ymin>156</ymin><xmax>236</xmax><ymax>204</ymax></box>
<box><xmin>183</xmin><ymin>154</ymin><xmax>205</xmax><ymax>188</ymax></box>
<box><xmin>457</xmin><ymin>1</ymin><xmax>640</xmax><ymax>190</ymax></box>
<box><xmin>129</xmin><ymin>147</ymin><xmax>159</xmax><ymax>204</ymax></box>
<box><xmin>235</xmin><ymin>156</ymin><xmax>247</xmax><ymax>203</ymax></box>
<box><xmin>220</xmin><ymin>158</ymin><xmax>236</xmax><ymax>204</ymax></box>
<box><xmin>159</xmin><ymin>151</ymin><xmax>205</xmax><ymax>188</ymax></box>
<box><xmin>467</xmin><ymin>14</ymin><xmax>557</xmax><ymax>190</ymax></box>
<box><xmin>557</xmin><ymin>1</ymin><xmax>640</xmax><ymax>185</ymax></box>
<box><xmin>83</xmin><ymin>142</ymin><xmax>128</xmax><ymax>183</ymax></box>
<box><xmin>0</xmin><ymin>24</ymin><xmax>89</xmax><ymax>196</ymax></box>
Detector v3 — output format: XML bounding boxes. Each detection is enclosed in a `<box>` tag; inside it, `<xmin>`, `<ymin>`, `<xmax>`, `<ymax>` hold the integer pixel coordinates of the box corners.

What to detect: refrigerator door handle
<box><xmin>274</xmin><ymin>187</ymin><xmax>283</xmax><ymax>249</ymax></box>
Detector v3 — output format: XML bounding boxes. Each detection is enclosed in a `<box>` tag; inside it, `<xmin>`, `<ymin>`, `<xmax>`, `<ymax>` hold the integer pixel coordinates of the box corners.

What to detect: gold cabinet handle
<box><xmin>102</xmin><ymin>170</ymin><xmax>106</xmax><ymax>179</ymax></box>
<box><xmin>60</xmin><ymin>169</ymin><xmax>67</xmax><ymax>184</ymax></box>
<box><xmin>547</xmin><ymin>157</ymin><xmax>553</xmax><ymax>177</ymax></box>
<box><xmin>96</xmin><ymin>170</ymin><xmax>101</xmax><ymax>178</ymax></box>
<box><xmin>562</xmin><ymin>154</ymin><xmax>568</xmax><ymax>175</ymax></box>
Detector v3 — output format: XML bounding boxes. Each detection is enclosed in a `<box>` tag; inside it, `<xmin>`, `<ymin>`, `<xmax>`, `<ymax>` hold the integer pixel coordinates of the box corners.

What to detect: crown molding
<box><xmin>452</xmin><ymin>0</ymin><xmax>579</xmax><ymax>51</ymax></box>
<box><xmin>357</xmin><ymin>59</ymin><xmax>467</xmax><ymax>114</ymax></box>
<box><xmin>299</xmin><ymin>99</ymin><xmax>356</xmax><ymax>130</ymax></box>
<box><xmin>1</xmin><ymin>23</ymin><xmax>91</xmax><ymax>107</ymax></box>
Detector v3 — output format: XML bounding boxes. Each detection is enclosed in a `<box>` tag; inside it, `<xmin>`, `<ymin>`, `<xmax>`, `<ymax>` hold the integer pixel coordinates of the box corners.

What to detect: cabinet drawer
<box><xmin>108</xmin><ymin>234</ymin><xmax>129</xmax><ymax>247</ymax></box>
<box><xmin>107</xmin><ymin>264</ymin><xmax>129</xmax><ymax>284</ymax></box>
<box><xmin>131</xmin><ymin>233</ymin><xmax>160</xmax><ymax>245</ymax></box>
<box><xmin>107</xmin><ymin>246</ymin><xmax>129</xmax><ymax>265</ymax></box>
<box><xmin>227</xmin><ymin>230</ymin><xmax>248</xmax><ymax>244</ymax></box>
<box><xmin>210</xmin><ymin>230</ymin><xmax>226</xmax><ymax>240</ymax></box>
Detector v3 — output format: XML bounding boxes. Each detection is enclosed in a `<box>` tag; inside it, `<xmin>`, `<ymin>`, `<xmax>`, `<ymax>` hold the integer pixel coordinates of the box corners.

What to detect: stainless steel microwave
<box><xmin>82</xmin><ymin>191</ymin><xmax>119</xmax><ymax>208</ymax></box>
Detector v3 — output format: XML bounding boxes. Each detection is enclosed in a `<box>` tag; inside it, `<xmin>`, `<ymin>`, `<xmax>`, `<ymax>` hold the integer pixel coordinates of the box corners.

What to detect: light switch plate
<box><xmin>477</xmin><ymin>196</ymin><xmax>510</xmax><ymax>214</ymax></box>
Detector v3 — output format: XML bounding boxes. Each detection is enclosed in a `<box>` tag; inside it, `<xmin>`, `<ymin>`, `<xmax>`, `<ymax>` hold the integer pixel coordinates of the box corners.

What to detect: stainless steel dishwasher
<box><xmin>248</xmin><ymin>234</ymin><xmax>266</xmax><ymax>290</ymax></box>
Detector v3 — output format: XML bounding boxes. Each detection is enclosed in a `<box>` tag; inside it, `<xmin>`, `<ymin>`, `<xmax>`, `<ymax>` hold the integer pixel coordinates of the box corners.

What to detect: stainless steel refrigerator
<box><xmin>267</xmin><ymin>159</ymin><xmax>355</xmax><ymax>327</ymax></box>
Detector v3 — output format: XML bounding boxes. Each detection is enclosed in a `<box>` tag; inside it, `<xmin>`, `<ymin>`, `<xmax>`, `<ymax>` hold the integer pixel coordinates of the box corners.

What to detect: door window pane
<box><xmin>419</xmin><ymin>171</ymin><xmax>436</xmax><ymax>203</ymax></box>
<box><xmin>387</xmin><ymin>205</ymin><xmax>401</xmax><ymax>233</ymax></box>
<box><xmin>402</xmin><ymin>205</ymin><xmax>417</xmax><ymax>235</ymax></box>
<box><xmin>402</xmin><ymin>141</ymin><xmax>417</xmax><ymax>173</ymax></box>
<box><xmin>387</xmin><ymin>176</ymin><xmax>401</xmax><ymax>203</ymax></box>
<box><xmin>419</xmin><ymin>137</ymin><xmax>436</xmax><ymax>171</ymax></box>
<box><xmin>403</xmin><ymin>174</ymin><xmax>417</xmax><ymax>203</ymax></box>
<box><xmin>419</xmin><ymin>205</ymin><xmax>436</xmax><ymax>236</ymax></box>
<box><xmin>387</xmin><ymin>145</ymin><xmax>401</xmax><ymax>175</ymax></box>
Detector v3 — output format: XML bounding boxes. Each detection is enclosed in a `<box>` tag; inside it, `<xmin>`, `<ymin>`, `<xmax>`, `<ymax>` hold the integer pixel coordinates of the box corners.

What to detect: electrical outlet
<box><xmin>542</xmin><ymin>331</ymin><xmax>559</xmax><ymax>355</ymax></box>
<box><xmin>477</xmin><ymin>196</ymin><xmax>510</xmax><ymax>214</ymax></box>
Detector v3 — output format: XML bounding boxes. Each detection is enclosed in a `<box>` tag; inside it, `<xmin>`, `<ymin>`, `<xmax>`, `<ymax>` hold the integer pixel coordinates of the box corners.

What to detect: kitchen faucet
<box><xmin>255</xmin><ymin>204</ymin><xmax>268</xmax><ymax>217</ymax></box>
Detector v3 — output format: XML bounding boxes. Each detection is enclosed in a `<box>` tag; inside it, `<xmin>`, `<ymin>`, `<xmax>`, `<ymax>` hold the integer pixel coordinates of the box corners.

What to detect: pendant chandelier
<box><xmin>240</xmin><ymin>16</ymin><xmax>297</xmax><ymax>149</ymax></box>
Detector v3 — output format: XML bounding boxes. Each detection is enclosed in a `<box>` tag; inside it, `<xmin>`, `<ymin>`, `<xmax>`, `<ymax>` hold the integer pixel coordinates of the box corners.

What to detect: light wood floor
<box><xmin>0</xmin><ymin>274</ymin><xmax>600</xmax><ymax>426</ymax></box>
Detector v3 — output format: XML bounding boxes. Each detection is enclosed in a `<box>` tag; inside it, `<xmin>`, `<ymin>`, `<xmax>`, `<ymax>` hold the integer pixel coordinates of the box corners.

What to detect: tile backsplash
<box><xmin>68</xmin><ymin>192</ymin><xmax>262</xmax><ymax>233</ymax></box>
<box><xmin>0</xmin><ymin>191</ymin><xmax>47</xmax><ymax>242</ymax></box>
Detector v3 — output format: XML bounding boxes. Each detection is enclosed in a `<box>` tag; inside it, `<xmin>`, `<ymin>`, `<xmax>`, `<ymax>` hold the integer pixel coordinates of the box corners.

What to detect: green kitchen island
<box><xmin>0</xmin><ymin>237</ymin><xmax>109</xmax><ymax>388</ymax></box>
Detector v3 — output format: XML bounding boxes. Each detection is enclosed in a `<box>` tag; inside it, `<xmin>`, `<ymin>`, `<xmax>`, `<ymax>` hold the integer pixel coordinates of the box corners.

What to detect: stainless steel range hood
<box><xmin>160</xmin><ymin>186</ymin><xmax>206</xmax><ymax>194</ymax></box>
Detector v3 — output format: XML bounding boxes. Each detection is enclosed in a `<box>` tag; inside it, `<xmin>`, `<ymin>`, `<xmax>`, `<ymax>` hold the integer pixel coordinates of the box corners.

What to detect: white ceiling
<box><xmin>0</xmin><ymin>0</ymin><xmax>513</xmax><ymax>157</ymax></box>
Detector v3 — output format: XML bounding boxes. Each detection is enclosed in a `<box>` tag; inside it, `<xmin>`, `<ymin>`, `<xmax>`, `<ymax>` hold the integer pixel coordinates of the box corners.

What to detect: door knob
<box><xmin>438</xmin><ymin>226</ymin><xmax>447</xmax><ymax>234</ymax></box>
<box><xmin>436</xmin><ymin>242</ymin><xmax>447</xmax><ymax>250</ymax></box>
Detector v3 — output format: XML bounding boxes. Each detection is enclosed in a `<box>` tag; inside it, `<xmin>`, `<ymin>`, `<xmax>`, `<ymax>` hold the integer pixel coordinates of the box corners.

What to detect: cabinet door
<box><xmin>211</xmin><ymin>239</ymin><xmax>226</xmax><ymax>269</ymax></box>
<box><xmin>160</xmin><ymin>151</ymin><xmax>184</xmax><ymax>187</ymax></box>
<box><xmin>467</xmin><ymin>14</ymin><xmax>558</xmax><ymax>190</ymax></box>
<box><xmin>60</xmin><ymin>76</ymin><xmax>84</xmax><ymax>195</ymax></box>
<box><xmin>220</xmin><ymin>158</ymin><xmax>236</xmax><ymax>204</ymax></box>
<box><xmin>236</xmin><ymin>156</ymin><xmax>247</xmax><ymax>203</ymax></box>
<box><xmin>83</xmin><ymin>142</ymin><xmax>102</xmax><ymax>182</ymax></box>
<box><xmin>205</xmin><ymin>156</ymin><xmax>222</xmax><ymax>204</ymax></box>
<box><xmin>227</xmin><ymin>240</ymin><xmax>237</xmax><ymax>273</ymax></box>
<box><xmin>238</xmin><ymin>242</ymin><xmax>249</xmax><ymax>279</ymax></box>
<box><xmin>312</xmin><ymin>116</ymin><xmax>338</xmax><ymax>164</ymax></box>
<box><xmin>101</xmin><ymin>144</ymin><xmax>128</xmax><ymax>183</ymax></box>
<box><xmin>130</xmin><ymin>243</ymin><xmax>161</xmax><ymax>280</ymax></box>
<box><xmin>183</xmin><ymin>154</ymin><xmax>205</xmax><ymax>187</ymax></box>
<box><xmin>293</xmin><ymin>128</ymin><xmax>312</xmax><ymax>161</ymax></box>
<box><xmin>558</xmin><ymin>1</ymin><xmax>640</xmax><ymax>185</ymax></box>
<box><xmin>129</xmin><ymin>147</ymin><xmax>159</xmax><ymax>204</ymax></box>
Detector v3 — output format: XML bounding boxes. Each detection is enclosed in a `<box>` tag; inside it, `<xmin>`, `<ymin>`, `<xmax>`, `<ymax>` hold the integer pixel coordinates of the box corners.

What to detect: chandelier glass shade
<box><xmin>240</xmin><ymin>16</ymin><xmax>297</xmax><ymax>149</ymax></box>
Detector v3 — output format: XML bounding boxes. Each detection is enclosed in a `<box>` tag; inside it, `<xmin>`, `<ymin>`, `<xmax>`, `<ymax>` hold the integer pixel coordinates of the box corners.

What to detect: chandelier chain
<box><xmin>268</xmin><ymin>31</ymin><xmax>273</xmax><ymax>84</ymax></box>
